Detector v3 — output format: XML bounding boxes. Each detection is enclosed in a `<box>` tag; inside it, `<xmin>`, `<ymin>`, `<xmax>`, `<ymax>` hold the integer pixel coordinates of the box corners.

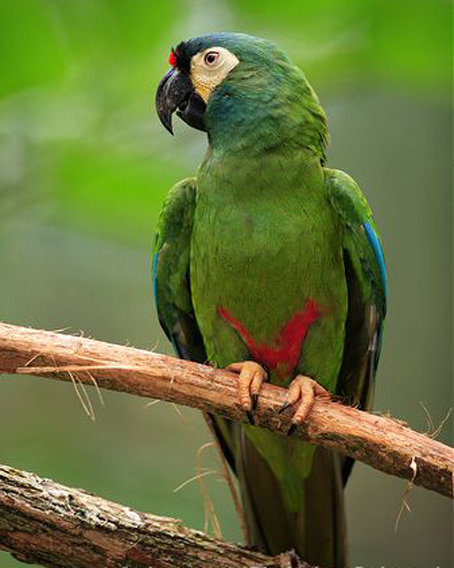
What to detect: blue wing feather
<box><xmin>363</xmin><ymin>221</ymin><xmax>388</xmax><ymax>300</ymax></box>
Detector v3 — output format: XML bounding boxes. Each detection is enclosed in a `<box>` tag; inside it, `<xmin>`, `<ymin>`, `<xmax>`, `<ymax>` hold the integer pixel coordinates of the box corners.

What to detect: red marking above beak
<box><xmin>168</xmin><ymin>50</ymin><xmax>177</xmax><ymax>68</ymax></box>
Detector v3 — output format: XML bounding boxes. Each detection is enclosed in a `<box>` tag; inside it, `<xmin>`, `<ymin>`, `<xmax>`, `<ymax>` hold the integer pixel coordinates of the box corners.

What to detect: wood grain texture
<box><xmin>0</xmin><ymin>464</ymin><xmax>311</xmax><ymax>568</ymax></box>
<box><xmin>0</xmin><ymin>321</ymin><xmax>452</xmax><ymax>498</ymax></box>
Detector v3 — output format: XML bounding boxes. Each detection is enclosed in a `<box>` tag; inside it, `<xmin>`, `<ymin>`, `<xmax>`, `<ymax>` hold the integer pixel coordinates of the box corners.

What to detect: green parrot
<box><xmin>154</xmin><ymin>33</ymin><xmax>387</xmax><ymax>567</ymax></box>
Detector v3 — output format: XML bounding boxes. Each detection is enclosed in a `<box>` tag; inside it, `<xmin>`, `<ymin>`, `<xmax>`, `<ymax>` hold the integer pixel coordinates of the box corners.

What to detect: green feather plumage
<box><xmin>153</xmin><ymin>33</ymin><xmax>386</xmax><ymax>568</ymax></box>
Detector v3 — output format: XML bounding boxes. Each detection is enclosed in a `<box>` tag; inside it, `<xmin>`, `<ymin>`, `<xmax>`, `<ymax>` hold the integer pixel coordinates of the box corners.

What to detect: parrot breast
<box><xmin>190</xmin><ymin>150</ymin><xmax>347</xmax><ymax>391</ymax></box>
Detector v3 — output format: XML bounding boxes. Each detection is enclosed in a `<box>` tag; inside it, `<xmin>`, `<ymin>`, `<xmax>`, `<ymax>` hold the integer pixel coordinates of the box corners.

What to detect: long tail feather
<box><xmin>237</xmin><ymin>427</ymin><xmax>347</xmax><ymax>568</ymax></box>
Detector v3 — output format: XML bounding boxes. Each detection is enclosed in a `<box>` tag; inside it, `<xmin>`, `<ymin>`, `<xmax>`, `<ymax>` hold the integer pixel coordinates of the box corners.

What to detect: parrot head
<box><xmin>156</xmin><ymin>33</ymin><xmax>327</xmax><ymax>157</ymax></box>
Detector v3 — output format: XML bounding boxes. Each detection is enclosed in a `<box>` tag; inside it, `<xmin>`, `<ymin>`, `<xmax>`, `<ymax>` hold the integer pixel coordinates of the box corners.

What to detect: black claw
<box><xmin>278</xmin><ymin>401</ymin><xmax>291</xmax><ymax>414</ymax></box>
<box><xmin>251</xmin><ymin>394</ymin><xmax>259</xmax><ymax>411</ymax></box>
<box><xmin>287</xmin><ymin>423</ymin><xmax>297</xmax><ymax>437</ymax></box>
<box><xmin>246</xmin><ymin>410</ymin><xmax>255</xmax><ymax>425</ymax></box>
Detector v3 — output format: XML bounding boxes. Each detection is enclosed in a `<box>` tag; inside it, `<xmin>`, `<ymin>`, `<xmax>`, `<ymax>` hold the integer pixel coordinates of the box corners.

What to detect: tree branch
<box><xmin>0</xmin><ymin>321</ymin><xmax>452</xmax><ymax>499</ymax></box>
<box><xmin>0</xmin><ymin>463</ymin><xmax>311</xmax><ymax>568</ymax></box>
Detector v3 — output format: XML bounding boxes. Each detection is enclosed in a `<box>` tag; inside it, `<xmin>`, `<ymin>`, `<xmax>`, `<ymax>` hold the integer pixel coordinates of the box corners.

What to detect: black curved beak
<box><xmin>155</xmin><ymin>68</ymin><xmax>206</xmax><ymax>134</ymax></box>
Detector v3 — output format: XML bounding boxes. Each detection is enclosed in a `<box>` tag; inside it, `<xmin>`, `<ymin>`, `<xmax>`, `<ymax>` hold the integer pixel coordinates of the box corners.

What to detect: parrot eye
<box><xmin>189</xmin><ymin>47</ymin><xmax>239</xmax><ymax>102</ymax></box>
<box><xmin>204</xmin><ymin>51</ymin><xmax>220</xmax><ymax>66</ymax></box>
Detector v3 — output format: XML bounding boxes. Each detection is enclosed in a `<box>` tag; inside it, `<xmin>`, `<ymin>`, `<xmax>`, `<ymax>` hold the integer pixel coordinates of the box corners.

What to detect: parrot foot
<box><xmin>279</xmin><ymin>375</ymin><xmax>330</xmax><ymax>431</ymax></box>
<box><xmin>226</xmin><ymin>361</ymin><xmax>267</xmax><ymax>418</ymax></box>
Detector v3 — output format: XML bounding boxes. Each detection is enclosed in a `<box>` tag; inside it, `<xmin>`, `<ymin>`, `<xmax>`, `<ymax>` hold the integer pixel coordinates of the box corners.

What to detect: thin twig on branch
<box><xmin>0</xmin><ymin>464</ymin><xmax>311</xmax><ymax>568</ymax></box>
<box><xmin>0</xmin><ymin>321</ymin><xmax>452</xmax><ymax>498</ymax></box>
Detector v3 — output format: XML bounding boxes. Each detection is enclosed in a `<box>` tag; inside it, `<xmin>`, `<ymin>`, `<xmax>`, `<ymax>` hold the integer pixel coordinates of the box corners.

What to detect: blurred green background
<box><xmin>0</xmin><ymin>0</ymin><xmax>451</xmax><ymax>566</ymax></box>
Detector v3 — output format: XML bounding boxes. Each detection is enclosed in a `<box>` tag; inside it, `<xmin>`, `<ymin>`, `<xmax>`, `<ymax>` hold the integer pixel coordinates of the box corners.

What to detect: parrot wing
<box><xmin>325</xmin><ymin>169</ymin><xmax>387</xmax><ymax>409</ymax></box>
<box><xmin>326</xmin><ymin>168</ymin><xmax>387</xmax><ymax>405</ymax></box>
<box><xmin>326</xmin><ymin>168</ymin><xmax>387</xmax><ymax>481</ymax></box>
<box><xmin>153</xmin><ymin>177</ymin><xmax>237</xmax><ymax>470</ymax></box>
<box><xmin>153</xmin><ymin>178</ymin><xmax>206</xmax><ymax>363</ymax></box>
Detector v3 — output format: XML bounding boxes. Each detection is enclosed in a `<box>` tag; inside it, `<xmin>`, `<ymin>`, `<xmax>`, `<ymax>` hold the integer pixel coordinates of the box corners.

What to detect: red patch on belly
<box><xmin>218</xmin><ymin>299</ymin><xmax>321</xmax><ymax>378</ymax></box>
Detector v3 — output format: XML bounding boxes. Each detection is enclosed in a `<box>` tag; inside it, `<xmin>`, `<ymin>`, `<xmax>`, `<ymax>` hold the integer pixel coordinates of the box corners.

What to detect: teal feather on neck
<box><xmin>182</xmin><ymin>33</ymin><xmax>328</xmax><ymax>159</ymax></box>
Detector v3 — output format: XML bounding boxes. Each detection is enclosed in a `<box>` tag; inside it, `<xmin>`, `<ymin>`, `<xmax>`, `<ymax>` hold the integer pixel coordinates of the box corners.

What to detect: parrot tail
<box><xmin>237</xmin><ymin>430</ymin><xmax>348</xmax><ymax>568</ymax></box>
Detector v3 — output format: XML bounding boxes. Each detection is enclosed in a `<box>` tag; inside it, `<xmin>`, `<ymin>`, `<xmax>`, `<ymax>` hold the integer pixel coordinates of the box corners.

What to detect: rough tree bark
<box><xmin>0</xmin><ymin>322</ymin><xmax>452</xmax><ymax>498</ymax></box>
<box><xmin>0</xmin><ymin>464</ymin><xmax>312</xmax><ymax>568</ymax></box>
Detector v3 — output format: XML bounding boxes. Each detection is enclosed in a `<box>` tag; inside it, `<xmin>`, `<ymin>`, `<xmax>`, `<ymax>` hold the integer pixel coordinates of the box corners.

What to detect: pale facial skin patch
<box><xmin>190</xmin><ymin>47</ymin><xmax>239</xmax><ymax>102</ymax></box>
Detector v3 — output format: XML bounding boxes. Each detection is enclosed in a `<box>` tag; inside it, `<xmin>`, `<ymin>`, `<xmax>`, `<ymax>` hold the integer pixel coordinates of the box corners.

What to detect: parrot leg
<box><xmin>226</xmin><ymin>361</ymin><xmax>267</xmax><ymax>415</ymax></box>
<box><xmin>279</xmin><ymin>376</ymin><xmax>330</xmax><ymax>433</ymax></box>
